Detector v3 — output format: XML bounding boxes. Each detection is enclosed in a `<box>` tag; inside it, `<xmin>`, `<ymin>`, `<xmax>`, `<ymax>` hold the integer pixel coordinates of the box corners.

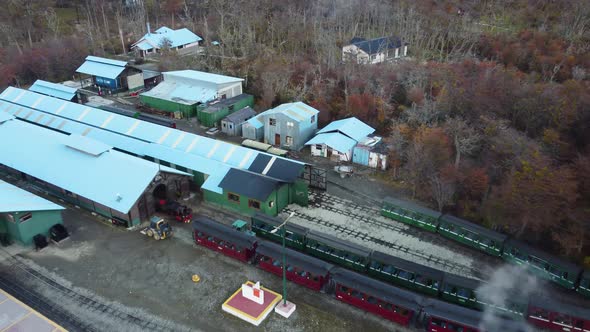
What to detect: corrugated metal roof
<box><xmin>223</xmin><ymin>106</ymin><xmax>256</xmax><ymax>123</ymax></box>
<box><xmin>0</xmin><ymin>87</ymin><xmax>305</xmax><ymax>184</ymax></box>
<box><xmin>316</xmin><ymin>117</ymin><xmax>375</xmax><ymax>141</ymax></box>
<box><xmin>140</xmin><ymin>81</ymin><xmax>217</xmax><ymax>105</ymax></box>
<box><xmin>76</xmin><ymin>56</ymin><xmax>127</xmax><ymax>79</ymax></box>
<box><xmin>0</xmin><ymin>118</ymin><xmax>173</xmax><ymax>214</ymax></box>
<box><xmin>28</xmin><ymin>80</ymin><xmax>77</xmax><ymax>101</ymax></box>
<box><xmin>0</xmin><ymin>180</ymin><xmax>65</xmax><ymax>213</ymax></box>
<box><xmin>305</xmin><ymin>132</ymin><xmax>357</xmax><ymax>153</ymax></box>
<box><xmin>245</xmin><ymin>116</ymin><xmax>263</xmax><ymax>129</ymax></box>
<box><xmin>165</xmin><ymin>70</ymin><xmax>244</xmax><ymax>85</ymax></box>
<box><xmin>200</xmin><ymin>166</ymin><xmax>230</xmax><ymax>194</ymax></box>
<box><xmin>0</xmin><ymin>112</ymin><xmax>13</xmax><ymax>123</ymax></box>
<box><xmin>218</xmin><ymin>168</ymin><xmax>279</xmax><ymax>201</ymax></box>
<box><xmin>265</xmin><ymin>102</ymin><xmax>319</xmax><ymax>122</ymax></box>
<box><xmin>133</xmin><ymin>27</ymin><xmax>202</xmax><ymax>51</ymax></box>
<box><xmin>65</xmin><ymin>134</ymin><xmax>112</xmax><ymax>156</ymax></box>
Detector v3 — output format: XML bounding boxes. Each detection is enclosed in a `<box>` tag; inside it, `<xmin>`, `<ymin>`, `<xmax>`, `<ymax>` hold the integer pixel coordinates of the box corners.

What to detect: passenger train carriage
<box><xmin>190</xmin><ymin>214</ymin><xmax>590</xmax><ymax>332</ymax></box>
<box><xmin>304</xmin><ymin>230</ymin><xmax>371</xmax><ymax>273</ymax></box>
<box><xmin>255</xmin><ymin>241</ymin><xmax>333</xmax><ymax>291</ymax></box>
<box><xmin>381</xmin><ymin>196</ymin><xmax>590</xmax><ymax>297</ymax></box>
<box><xmin>251</xmin><ymin>212</ymin><xmax>308</xmax><ymax>251</ymax></box>
<box><xmin>192</xmin><ymin>215</ymin><xmax>257</xmax><ymax>262</ymax></box>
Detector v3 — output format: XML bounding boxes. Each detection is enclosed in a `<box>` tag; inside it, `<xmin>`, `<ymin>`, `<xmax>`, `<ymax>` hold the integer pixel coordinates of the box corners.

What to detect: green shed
<box><xmin>0</xmin><ymin>180</ymin><xmax>65</xmax><ymax>246</ymax></box>
<box><xmin>197</xmin><ymin>94</ymin><xmax>254</xmax><ymax>127</ymax></box>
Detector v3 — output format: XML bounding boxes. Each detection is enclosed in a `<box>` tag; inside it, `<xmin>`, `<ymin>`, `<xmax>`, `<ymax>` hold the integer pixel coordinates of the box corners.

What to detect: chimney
<box><xmin>147</xmin><ymin>22</ymin><xmax>151</xmax><ymax>35</ymax></box>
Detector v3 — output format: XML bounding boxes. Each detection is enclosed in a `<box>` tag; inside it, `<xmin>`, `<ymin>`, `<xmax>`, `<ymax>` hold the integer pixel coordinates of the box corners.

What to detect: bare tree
<box><xmin>430</xmin><ymin>173</ymin><xmax>456</xmax><ymax>211</ymax></box>
<box><xmin>444</xmin><ymin>117</ymin><xmax>481</xmax><ymax>168</ymax></box>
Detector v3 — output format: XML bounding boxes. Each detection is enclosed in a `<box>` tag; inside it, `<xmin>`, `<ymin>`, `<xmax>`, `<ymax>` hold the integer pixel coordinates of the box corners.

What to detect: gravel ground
<box><xmin>2</xmin><ymin>207</ymin><xmax>415</xmax><ymax>332</ymax></box>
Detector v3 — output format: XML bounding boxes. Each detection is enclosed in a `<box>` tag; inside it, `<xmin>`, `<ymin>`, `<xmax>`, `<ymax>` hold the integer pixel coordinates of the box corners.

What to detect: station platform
<box><xmin>222</xmin><ymin>281</ymin><xmax>282</xmax><ymax>326</ymax></box>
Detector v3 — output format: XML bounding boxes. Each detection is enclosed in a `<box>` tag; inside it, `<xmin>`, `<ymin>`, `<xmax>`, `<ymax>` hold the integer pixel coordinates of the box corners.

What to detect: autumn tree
<box><xmin>444</xmin><ymin>117</ymin><xmax>481</xmax><ymax>168</ymax></box>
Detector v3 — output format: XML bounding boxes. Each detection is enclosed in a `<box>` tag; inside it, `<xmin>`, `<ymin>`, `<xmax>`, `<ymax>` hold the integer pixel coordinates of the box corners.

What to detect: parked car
<box><xmin>205</xmin><ymin>127</ymin><xmax>220</xmax><ymax>136</ymax></box>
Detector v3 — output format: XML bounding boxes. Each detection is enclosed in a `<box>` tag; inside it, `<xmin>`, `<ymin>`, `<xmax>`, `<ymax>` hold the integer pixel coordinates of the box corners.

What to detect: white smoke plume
<box><xmin>476</xmin><ymin>264</ymin><xmax>537</xmax><ymax>331</ymax></box>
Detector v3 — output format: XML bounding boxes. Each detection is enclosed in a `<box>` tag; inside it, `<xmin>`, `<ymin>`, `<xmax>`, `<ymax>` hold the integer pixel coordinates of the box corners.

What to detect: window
<box><xmin>19</xmin><ymin>213</ymin><xmax>32</xmax><ymax>223</ymax></box>
<box><xmin>287</xmin><ymin>121</ymin><xmax>294</xmax><ymax>128</ymax></box>
<box><xmin>248</xmin><ymin>199</ymin><xmax>261</xmax><ymax>210</ymax></box>
<box><xmin>269</xmin><ymin>201</ymin><xmax>274</xmax><ymax>208</ymax></box>
<box><xmin>178</xmin><ymin>45</ymin><xmax>184</xmax><ymax>49</ymax></box>
<box><xmin>311</xmin><ymin>115</ymin><xmax>315</xmax><ymax>123</ymax></box>
<box><xmin>228</xmin><ymin>193</ymin><xmax>240</xmax><ymax>203</ymax></box>
<box><xmin>222</xmin><ymin>123</ymin><xmax>226</xmax><ymax>128</ymax></box>
<box><xmin>228</xmin><ymin>105</ymin><xmax>235</xmax><ymax>111</ymax></box>
<box><xmin>285</xmin><ymin>136</ymin><xmax>293</xmax><ymax>146</ymax></box>
<box><xmin>315</xmin><ymin>144</ymin><xmax>323</xmax><ymax>150</ymax></box>
<box><xmin>269</xmin><ymin>118</ymin><xmax>276</xmax><ymax>126</ymax></box>
<box><xmin>229</xmin><ymin>124</ymin><xmax>233</xmax><ymax>129</ymax></box>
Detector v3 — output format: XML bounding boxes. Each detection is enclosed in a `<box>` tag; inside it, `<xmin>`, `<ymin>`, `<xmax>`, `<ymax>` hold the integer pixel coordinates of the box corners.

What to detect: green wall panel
<box><xmin>3</xmin><ymin>210</ymin><xmax>63</xmax><ymax>245</ymax></box>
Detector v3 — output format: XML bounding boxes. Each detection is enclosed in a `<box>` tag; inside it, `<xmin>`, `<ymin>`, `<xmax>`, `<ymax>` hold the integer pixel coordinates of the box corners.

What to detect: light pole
<box><xmin>270</xmin><ymin>212</ymin><xmax>295</xmax><ymax>307</ymax></box>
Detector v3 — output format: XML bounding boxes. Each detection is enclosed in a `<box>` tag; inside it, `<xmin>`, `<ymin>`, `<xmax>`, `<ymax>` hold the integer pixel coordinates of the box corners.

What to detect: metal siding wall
<box><xmin>352</xmin><ymin>146</ymin><xmax>370</xmax><ymax>166</ymax></box>
<box><xmin>290</xmin><ymin>180</ymin><xmax>309</xmax><ymax>207</ymax></box>
<box><xmin>16</xmin><ymin>210</ymin><xmax>63</xmax><ymax>245</ymax></box>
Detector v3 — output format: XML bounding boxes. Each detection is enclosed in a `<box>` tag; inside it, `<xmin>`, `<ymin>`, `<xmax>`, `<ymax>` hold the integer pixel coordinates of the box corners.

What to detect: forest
<box><xmin>0</xmin><ymin>0</ymin><xmax>588</xmax><ymax>264</ymax></box>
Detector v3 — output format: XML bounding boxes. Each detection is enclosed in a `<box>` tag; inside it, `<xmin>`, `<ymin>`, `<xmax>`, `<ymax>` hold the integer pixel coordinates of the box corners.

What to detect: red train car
<box><xmin>192</xmin><ymin>215</ymin><xmax>257</xmax><ymax>263</ymax></box>
<box><xmin>255</xmin><ymin>241</ymin><xmax>334</xmax><ymax>292</ymax></box>
<box><xmin>421</xmin><ymin>298</ymin><xmax>529</xmax><ymax>332</ymax></box>
<box><xmin>330</xmin><ymin>268</ymin><xmax>421</xmax><ymax>326</ymax></box>
<box><xmin>527</xmin><ymin>295</ymin><xmax>590</xmax><ymax>332</ymax></box>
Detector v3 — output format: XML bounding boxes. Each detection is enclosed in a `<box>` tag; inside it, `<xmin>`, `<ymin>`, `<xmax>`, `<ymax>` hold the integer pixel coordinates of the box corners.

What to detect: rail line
<box><xmin>0</xmin><ymin>249</ymin><xmax>175</xmax><ymax>332</ymax></box>
<box><xmin>282</xmin><ymin>207</ymin><xmax>479</xmax><ymax>278</ymax></box>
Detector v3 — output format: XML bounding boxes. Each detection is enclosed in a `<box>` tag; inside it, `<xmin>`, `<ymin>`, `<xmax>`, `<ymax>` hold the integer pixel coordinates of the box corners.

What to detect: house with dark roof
<box><xmin>342</xmin><ymin>36</ymin><xmax>408</xmax><ymax>64</ymax></box>
<box><xmin>221</xmin><ymin>106</ymin><xmax>256</xmax><ymax>136</ymax></box>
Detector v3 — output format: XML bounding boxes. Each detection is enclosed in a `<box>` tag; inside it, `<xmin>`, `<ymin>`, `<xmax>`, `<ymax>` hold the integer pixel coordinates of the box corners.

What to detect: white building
<box><xmin>132</xmin><ymin>25</ymin><xmax>202</xmax><ymax>57</ymax></box>
<box><xmin>342</xmin><ymin>37</ymin><xmax>408</xmax><ymax>64</ymax></box>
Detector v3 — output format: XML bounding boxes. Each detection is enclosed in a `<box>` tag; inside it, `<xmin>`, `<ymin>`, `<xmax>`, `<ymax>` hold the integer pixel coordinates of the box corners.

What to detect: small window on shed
<box><xmin>228</xmin><ymin>105</ymin><xmax>235</xmax><ymax>111</ymax></box>
<box><xmin>248</xmin><ymin>199</ymin><xmax>261</xmax><ymax>210</ymax></box>
<box><xmin>4</xmin><ymin>214</ymin><xmax>15</xmax><ymax>223</ymax></box>
<box><xmin>285</xmin><ymin>136</ymin><xmax>293</xmax><ymax>146</ymax></box>
<box><xmin>287</xmin><ymin>121</ymin><xmax>294</xmax><ymax>127</ymax></box>
<box><xmin>269</xmin><ymin>118</ymin><xmax>277</xmax><ymax>126</ymax></box>
<box><xmin>229</xmin><ymin>124</ymin><xmax>233</xmax><ymax>129</ymax></box>
<box><xmin>311</xmin><ymin>115</ymin><xmax>315</xmax><ymax>123</ymax></box>
<box><xmin>19</xmin><ymin>213</ymin><xmax>32</xmax><ymax>223</ymax></box>
<box><xmin>222</xmin><ymin>123</ymin><xmax>226</xmax><ymax>128</ymax></box>
<box><xmin>228</xmin><ymin>193</ymin><xmax>240</xmax><ymax>203</ymax></box>
<box><xmin>269</xmin><ymin>201</ymin><xmax>274</xmax><ymax>208</ymax></box>
<box><xmin>315</xmin><ymin>144</ymin><xmax>323</xmax><ymax>150</ymax></box>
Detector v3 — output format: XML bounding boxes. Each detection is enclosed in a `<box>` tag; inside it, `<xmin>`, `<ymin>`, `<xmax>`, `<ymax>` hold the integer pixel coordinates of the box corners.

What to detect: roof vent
<box><xmin>116</xmin><ymin>193</ymin><xmax>122</xmax><ymax>202</ymax></box>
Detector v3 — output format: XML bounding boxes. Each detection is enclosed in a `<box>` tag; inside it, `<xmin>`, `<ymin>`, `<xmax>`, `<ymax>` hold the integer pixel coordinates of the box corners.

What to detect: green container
<box><xmin>140</xmin><ymin>95</ymin><xmax>196</xmax><ymax>118</ymax></box>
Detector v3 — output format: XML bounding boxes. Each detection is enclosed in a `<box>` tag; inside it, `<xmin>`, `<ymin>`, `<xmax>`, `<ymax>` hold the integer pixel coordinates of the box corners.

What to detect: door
<box><xmin>275</xmin><ymin>133</ymin><xmax>281</xmax><ymax>146</ymax></box>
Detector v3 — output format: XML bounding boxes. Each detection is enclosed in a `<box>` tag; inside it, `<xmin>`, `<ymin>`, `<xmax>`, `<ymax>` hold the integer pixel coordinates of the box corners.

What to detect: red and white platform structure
<box><xmin>222</xmin><ymin>281</ymin><xmax>282</xmax><ymax>326</ymax></box>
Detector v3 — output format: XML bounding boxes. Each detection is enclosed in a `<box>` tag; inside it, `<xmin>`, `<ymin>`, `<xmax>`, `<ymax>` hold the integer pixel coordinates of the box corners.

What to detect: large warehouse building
<box><xmin>0</xmin><ymin>87</ymin><xmax>308</xmax><ymax>216</ymax></box>
<box><xmin>0</xmin><ymin>113</ymin><xmax>191</xmax><ymax>226</ymax></box>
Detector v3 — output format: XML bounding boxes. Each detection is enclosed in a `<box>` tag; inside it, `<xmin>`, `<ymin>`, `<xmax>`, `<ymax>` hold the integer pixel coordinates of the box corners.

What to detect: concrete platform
<box><xmin>274</xmin><ymin>300</ymin><xmax>296</xmax><ymax>318</ymax></box>
<box><xmin>222</xmin><ymin>281</ymin><xmax>282</xmax><ymax>326</ymax></box>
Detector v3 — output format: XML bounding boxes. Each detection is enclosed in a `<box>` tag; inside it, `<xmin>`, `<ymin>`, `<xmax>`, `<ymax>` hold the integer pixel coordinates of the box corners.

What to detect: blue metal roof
<box><xmin>245</xmin><ymin>116</ymin><xmax>263</xmax><ymax>129</ymax></box>
<box><xmin>165</xmin><ymin>70</ymin><xmax>243</xmax><ymax>85</ymax></box>
<box><xmin>0</xmin><ymin>118</ymin><xmax>183</xmax><ymax>214</ymax></box>
<box><xmin>200</xmin><ymin>166</ymin><xmax>230</xmax><ymax>194</ymax></box>
<box><xmin>0</xmin><ymin>180</ymin><xmax>64</xmax><ymax>213</ymax></box>
<box><xmin>133</xmin><ymin>27</ymin><xmax>202</xmax><ymax>51</ymax></box>
<box><xmin>28</xmin><ymin>80</ymin><xmax>77</xmax><ymax>101</ymax></box>
<box><xmin>140</xmin><ymin>81</ymin><xmax>217</xmax><ymax>105</ymax></box>
<box><xmin>65</xmin><ymin>134</ymin><xmax>112</xmax><ymax>156</ymax></box>
<box><xmin>0</xmin><ymin>87</ymin><xmax>305</xmax><ymax>185</ymax></box>
<box><xmin>0</xmin><ymin>112</ymin><xmax>13</xmax><ymax>123</ymax></box>
<box><xmin>76</xmin><ymin>56</ymin><xmax>127</xmax><ymax>80</ymax></box>
<box><xmin>316</xmin><ymin>117</ymin><xmax>375</xmax><ymax>141</ymax></box>
<box><xmin>265</xmin><ymin>102</ymin><xmax>319</xmax><ymax>122</ymax></box>
<box><xmin>305</xmin><ymin>132</ymin><xmax>357</xmax><ymax>153</ymax></box>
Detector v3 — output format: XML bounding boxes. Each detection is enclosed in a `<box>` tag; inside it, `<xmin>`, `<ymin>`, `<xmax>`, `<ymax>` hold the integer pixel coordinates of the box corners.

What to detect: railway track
<box><xmin>282</xmin><ymin>207</ymin><xmax>479</xmax><ymax>277</ymax></box>
<box><xmin>0</xmin><ymin>250</ymin><xmax>175</xmax><ymax>332</ymax></box>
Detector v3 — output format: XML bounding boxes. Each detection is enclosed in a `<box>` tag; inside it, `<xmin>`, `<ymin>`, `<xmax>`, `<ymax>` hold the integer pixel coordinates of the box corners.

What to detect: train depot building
<box><xmin>28</xmin><ymin>79</ymin><xmax>78</xmax><ymax>102</ymax></box>
<box><xmin>140</xmin><ymin>70</ymin><xmax>245</xmax><ymax>118</ymax></box>
<box><xmin>0</xmin><ymin>113</ymin><xmax>191</xmax><ymax>227</ymax></box>
<box><xmin>75</xmin><ymin>56</ymin><xmax>139</xmax><ymax>93</ymax></box>
<box><xmin>0</xmin><ymin>86</ymin><xmax>309</xmax><ymax>217</ymax></box>
<box><xmin>0</xmin><ymin>179</ymin><xmax>64</xmax><ymax>246</ymax></box>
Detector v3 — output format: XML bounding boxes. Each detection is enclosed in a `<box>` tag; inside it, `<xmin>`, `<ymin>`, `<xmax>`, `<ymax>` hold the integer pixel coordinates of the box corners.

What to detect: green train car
<box><xmin>577</xmin><ymin>271</ymin><xmax>590</xmax><ymax>298</ymax></box>
<box><xmin>304</xmin><ymin>230</ymin><xmax>371</xmax><ymax>273</ymax></box>
<box><xmin>440</xmin><ymin>274</ymin><xmax>481</xmax><ymax>309</ymax></box>
<box><xmin>381</xmin><ymin>197</ymin><xmax>441</xmax><ymax>232</ymax></box>
<box><xmin>502</xmin><ymin>239</ymin><xmax>582</xmax><ymax>290</ymax></box>
<box><xmin>437</xmin><ymin>215</ymin><xmax>507</xmax><ymax>257</ymax></box>
<box><xmin>250</xmin><ymin>213</ymin><xmax>308</xmax><ymax>251</ymax></box>
<box><xmin>367</xmin><ymin>250</ymin><xmax>444</xmax><ymax>297</ymax></box>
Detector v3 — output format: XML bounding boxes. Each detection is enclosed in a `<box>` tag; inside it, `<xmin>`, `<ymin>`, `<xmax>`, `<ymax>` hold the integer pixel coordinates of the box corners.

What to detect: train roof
<box><xmin>442</xmin><ymin>273</ymin><xmax>481</xmax><ymax>289</ymax></box>
<box><xmin>422</xmin><ymin>298</ymin><xmax>481</xmax><ymax>327</ymax></box>
<box><xmin>256</xmin><ymin>240</ymin><xmax>334</xmax><ymax>276</ymax></box>
<box><xmin>505</xmin><ymin>239</ymin><xmax>582</xmax><ymax>273</ymax></box>
<box><xmin>529</xmin><ymin>294</ymin><xmax>590</xmax><ymax>319</ymax></box>
<box><xmin>439</xmin><ymin>214</ymin><xmax>508</xmax><ymax>242</ymax></box>
<box><xmin>306</xmin><ymin>230</ymin><xmax>372</xmax><ymax>258</ymax></box>
<box><xmin>253</xmin><ymin>212</ymin><xmax>309</xmax><ymax>234</ymax></box>
<box><xmin>382</xmin><ymin>196</ymin><xmax>442</xmax><ymax>219</ymax></box>
<box><xmin>192</xmin><ymin>215</ymin><xmax>257</xmax><ymax>249</ymax></box>
<box><xmin>331</xmin><ymin>267</ymin><xmax>423</xmax><ymax>311</ymax></box>
<box><xmin>370</xmin><ymin>250</ymin><xmax>444</xmax><ymax>280</ymax></box>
